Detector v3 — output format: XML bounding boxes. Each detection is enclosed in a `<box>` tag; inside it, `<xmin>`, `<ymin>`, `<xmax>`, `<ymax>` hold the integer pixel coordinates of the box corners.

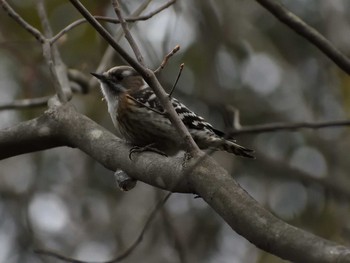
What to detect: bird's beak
<box><xmin>90</xmin><ymin>72</ymin><xmax>105</xmax><ymax>80</ymax></box>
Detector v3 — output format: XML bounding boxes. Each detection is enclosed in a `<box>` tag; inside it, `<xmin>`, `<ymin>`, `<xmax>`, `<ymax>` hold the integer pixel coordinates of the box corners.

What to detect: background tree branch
<box><xmin>256</xmin><ymin>0</ymin><xmax>350</xmax><ymax>74</ymax></box>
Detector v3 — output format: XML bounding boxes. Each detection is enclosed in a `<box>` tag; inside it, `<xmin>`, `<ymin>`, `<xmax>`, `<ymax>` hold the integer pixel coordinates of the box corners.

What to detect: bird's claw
<box><xmin>129</xmin><ymin>144</ymin><xmax>168</xmax><ymax>160</ymax></box>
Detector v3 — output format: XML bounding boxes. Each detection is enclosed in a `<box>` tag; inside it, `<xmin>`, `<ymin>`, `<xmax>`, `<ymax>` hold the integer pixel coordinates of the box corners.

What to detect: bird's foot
<box><xmin>129</xmin><ymin>143</ymin><xmax>168</xmax><ymax>160</ymax></box>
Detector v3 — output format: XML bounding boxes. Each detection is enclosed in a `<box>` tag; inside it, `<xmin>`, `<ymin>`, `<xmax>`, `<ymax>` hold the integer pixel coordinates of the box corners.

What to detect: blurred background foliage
<box><xmin>0</xmin><ymin>0</ymin><xmax>350</xmax><ymax>262</ymax></box>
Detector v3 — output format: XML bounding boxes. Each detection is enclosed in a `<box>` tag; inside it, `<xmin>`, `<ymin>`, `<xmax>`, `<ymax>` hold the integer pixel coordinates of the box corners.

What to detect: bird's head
<box><xmin>91</xmin><ymin>66</ymin><xmax>146</xmax><ymax>99</ymax></box>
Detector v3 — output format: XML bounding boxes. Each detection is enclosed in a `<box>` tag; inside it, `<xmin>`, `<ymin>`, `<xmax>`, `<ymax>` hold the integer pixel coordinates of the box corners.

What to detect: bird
<box><xmin>91</xmin><ymin>66</ymin><xmax>254</xmax><ymax>158</ymax></box>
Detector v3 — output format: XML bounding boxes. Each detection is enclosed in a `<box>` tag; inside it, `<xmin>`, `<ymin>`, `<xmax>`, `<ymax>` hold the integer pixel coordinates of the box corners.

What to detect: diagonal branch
<box><xmin>1</xmin><ymin>0</ymin><xmax>71</xmax><ymax>104</ymax></box>
<box><xmin>37</xmin><ymin>0</ymin><xmax>71</xmax><ymax>103</ymax></box>
<box><xmin>42</xmin><ymin>40</ymin><xmax>67</xmax><ymax>103</ymax></box>
<box><xmin>50</xmin><ymin>0</ymin><xmax>176</xmax><ymax>45</ymax></box>
<box><xmin>154</xmin><ymin>45</ymin><xmax>180</xmax><ymax>75</ymax></box>
<box><xmin>89</xmin><ymin>0</ymin><xmax>152</xmax><ymax>88</ymax></box>
<box><xmin>35</xmin><ymin>192</ymin><xmax>172</xmax><ymax>263</ymax></box>
<box><xmin>0</xmin><ymin>0</ymin><xmax>45</xmax><ymax>43</ymax></box>
<box><xmin>112</xmin><ymin>0</ymin><xmax>145</xmax><ymax>65</ymax></box>
<box><xmin>256</xmin><ymin>0</ymin><xmax>350</xmax><ymax>74</ymax></box>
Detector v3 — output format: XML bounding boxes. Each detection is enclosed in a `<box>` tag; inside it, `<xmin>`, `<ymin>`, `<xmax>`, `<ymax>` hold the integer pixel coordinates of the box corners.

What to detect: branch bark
<box><xmin>256</xmin><ymin>0</ymin><xmax>350</xmax><ymax>74</ymax></box>
<box><xmin>1</xmin><ymin>104</ymin><xmax>350</xmax><ymax>263</ymax></box>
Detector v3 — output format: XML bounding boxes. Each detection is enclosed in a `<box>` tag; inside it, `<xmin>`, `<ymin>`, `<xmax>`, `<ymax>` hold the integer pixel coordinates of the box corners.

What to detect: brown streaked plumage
<box><xmin>91</xmin><ymin>66</ymin><xmax>254</xmax><ymax>158</ymax></box>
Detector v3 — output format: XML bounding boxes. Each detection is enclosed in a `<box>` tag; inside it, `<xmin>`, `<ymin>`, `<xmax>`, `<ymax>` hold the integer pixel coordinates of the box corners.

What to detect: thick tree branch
<box><xmin>256</xmin><ymin>0</ymin><xmax>350</xmax><ymax>74</ymax></box>
<box><xmin>1</xmin><ymin>104</ymin><xmax>350</xmax><ymax>263</ymax></box>
<box><xmin>0</xmin><ymin>113</ymin><xmax>66</xmax><ymax>158</ymax></box>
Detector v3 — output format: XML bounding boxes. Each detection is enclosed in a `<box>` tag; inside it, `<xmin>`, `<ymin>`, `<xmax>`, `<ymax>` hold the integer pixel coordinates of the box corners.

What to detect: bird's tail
<box><xmin>221</xmin><ymin>140</ymin><xmax>255</xmax><ymax>158</ymax></box>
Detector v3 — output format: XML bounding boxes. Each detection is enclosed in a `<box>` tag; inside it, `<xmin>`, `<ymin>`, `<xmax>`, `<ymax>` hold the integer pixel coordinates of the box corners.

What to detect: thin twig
<box><xmin>36</xmin><ymin>0</ymin><xmax>53</xmax><ymax>37</ymax></box>
<box><xmin>158</xmin><ymin>191</ymin><xmax>188</xmax><ymax>263</ymax></box>
<box><xmin>0</xmin><ymin>96</ymin><xmax>51</xmax><ymax>110</ymax></box>
<box><xmin>108</xmin><ymin>192</ymin><xmax>172</xmax><ymax>262</ymax></box>
<box><xmin>50</xmin><ymin>0</ymin><xmax>176</xmax><ymax>45</ymax></box>
<box><xmin>168</xmin><ymin>63</ymin><xmax>184</xmax><ymax>97</ymax></box>
<box><xmin>1</xmin><ymin>0</ymin><xmax>71</xmax><ymax>104</ymax></box>
<box><xmin>229</xmin><ymin>119</ymin><xmax>350</xmax><ymax>136</ymax></box>
<box><xmin>256</xmin><ymin>0</ymin><xmax>350</xmax><ymax>74</ymax></box>
<box><xmin>226</xmin><ymin>106</ymin><xmax>242</xmax><ymax>130</ymax></box>
<box><xmin>127</xmin><ymin>95</ymin><xmax>165</xmax><ymax>115</ymax></box>
<box><xmin>0</xmin><ymin>0</ymin><xmax>45</xmax><ymax>43</ymax></box>
<box><xmin>89</xmin><ymin>0</ymin><xmax>153</xmax><ymax>88</ymax></box>
<box><xmin>154</xmin><ymin>45</ymin><xmax>180</xmax><ymax>74</ymax></box>
<box><xmin>35</xmin><ymin>192</ymin><xmax>172</xmax><ymax>263</ymax></box>
<box><xmin>42</xmin><ymin>40</ymin><xmax>67</xmax><ymax>103</ymax></box>
<box><xmin>69</xmin><ymin>0</ymin><xmax>140</xmax><ymax>69</ymax></box>
<box><xmin>255</xmin><ymin>151</ymin><xmax>350</xmax><ymax>201</ymax></box>
<box><xmin>127</xmin><ymin>0</ymin><xmax>176</xmax><ymax>22</ymax></box>
<box><xmin>37</xmin><ymin>0</ymin><xmax>71</xmax><ymax>103</ymax></box>
<box><xmin>112</xmin><ymin>0</ymin><xmax>145</xmax><ymax>65</ymax></box>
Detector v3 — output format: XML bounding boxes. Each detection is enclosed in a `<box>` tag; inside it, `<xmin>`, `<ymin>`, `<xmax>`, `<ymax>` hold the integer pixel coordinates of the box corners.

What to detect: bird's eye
<box><xmin>116</xmin><ymin>74</ymin><xmax>124</xmax><ymax>81</ymax></box>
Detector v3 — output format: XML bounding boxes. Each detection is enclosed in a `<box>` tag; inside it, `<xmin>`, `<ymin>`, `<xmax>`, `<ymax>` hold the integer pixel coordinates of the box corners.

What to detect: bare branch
<box><xmin>0</xmin><ymin>112</ymin><xmax>66</xmax><ymax>158</ymax></box>
<box><xmin>154</xmin><ymin>45</ymin><xmax>180</xmax><ymax>74</ymax></box>
<box><xmin>112</xmin><ymin>0</ymin><xmax>145</xmax><ymax>65</ymax></box>
<box><xmin>0</xmin><ymin>0</ymin><xmax>45</xmax><ymax>43</ymax></box>
<box><xmin>35</xmin><ymin>193</ymin><xmax>171</xmax><ymax>263</ymax></box>
<box><xmin>90</xmin><ymin>0</ymin><xmax>152</xmax><ymax>88</ymax></box>
<box><xmin>37</xmin><ymin>0</ymin><xmax>71</xmax><ymax>103</ymax></box>
<box><xmin>168</xmin><ymin>62</ymin><xmax>184</xmax><ymax>97</ymax></box>
<box><xmin>49</xmin><ymin>18</ymin><xmax>87</xmax><ymax>45</ymax></box>
<box><xmin>158</xmin><ymin>191</ymin><xmax>188</xmax><ymax>263</ymax></box>
<box><xmin>256</xmin><ymin>0</ymin><xmax>350</xmax><ymax>74</ymax></box>
<box><xmin>108</xmin><ymin>192</ymin><xmax>172</xmax><ymax>262</ymax></box>
<box><xmin>41</xmin><ymin>41</ymin><xmax>67</xmax><ymax>103</ymax></box>
<box><xmin>36</xmin><ymin>0</ymin><xmax>53</xmax><ymax>37</ymax></box>
<box><xmin>1</xmin><ymin>104</ymin><xmax>350</xmax><ymax>263</ymax></box>
<box><xmin>229</xmin><ymin>119</ymin><xmax>350</xmax><ymax>136</ymax></box>
<box><xmin>255</xmin><ymin>151</ymin><xmax>350</xmax><ymax>201</ymax></box>
<box><xmin>50</xmin><ymin>0</ymin><xmax>176</xmax><ymax>45</ymax></box>
<box><xmin>0</xmin><ymin>96</ymin><xmax>50</xmax><ymax>110</ymax></box>
<box><xmin>1</xmin><ymin>0</ymin><xmax>72</xmax><ymax>104</ymax></box>
<box><xmin>127</xmin><ymin>0</ymin><xmax>176</xmax><ymax>22</ymax></box>
<box><xmin>69</xmin><ymin>0</ymin><xmax>200</xmax><ymax>156</ymax></box>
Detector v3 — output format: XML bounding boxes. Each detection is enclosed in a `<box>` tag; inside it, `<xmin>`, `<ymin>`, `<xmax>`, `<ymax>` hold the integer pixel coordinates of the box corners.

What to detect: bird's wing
<box><xmin>127</xmin><ymin>87</ymin><xmax>166</xmax><ymax>114</ymax></box>
<box><xmin>128</xmin><ymin>87</ymin><xmax>224</xmax><ymax>137</ymax></box>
